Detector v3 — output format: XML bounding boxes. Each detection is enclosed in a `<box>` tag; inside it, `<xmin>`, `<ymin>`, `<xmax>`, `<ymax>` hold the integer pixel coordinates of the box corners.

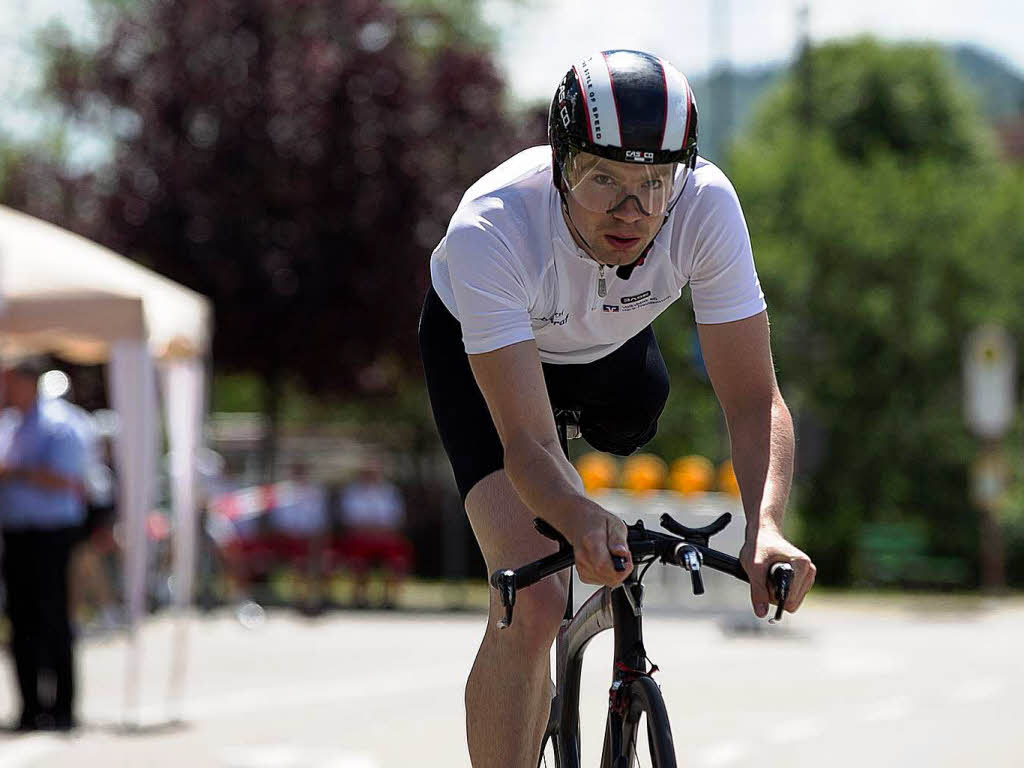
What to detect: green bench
<box><xmin>856</xmin><ymin>522</ymin><xmax>969</xmax><ymax>588</ymax></box>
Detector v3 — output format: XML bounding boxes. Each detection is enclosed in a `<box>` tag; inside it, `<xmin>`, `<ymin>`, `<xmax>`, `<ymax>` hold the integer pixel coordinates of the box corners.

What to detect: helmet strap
<box><xmin>557</xmin><ymin>183</ymin><xmax>599</xmax><ymax>259</ymax></box>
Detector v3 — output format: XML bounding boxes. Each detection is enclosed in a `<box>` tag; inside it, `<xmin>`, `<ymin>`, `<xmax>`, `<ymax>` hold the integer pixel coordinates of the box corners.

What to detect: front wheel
<box><xmin>616</xmin><ymin>676</ymin><xmax>677</xmax><ymax>767</ymax></box>
<box><xmin>538</xmin><ymin>729</ymin><xmax>561</xmax><ymax>768</ymax></box>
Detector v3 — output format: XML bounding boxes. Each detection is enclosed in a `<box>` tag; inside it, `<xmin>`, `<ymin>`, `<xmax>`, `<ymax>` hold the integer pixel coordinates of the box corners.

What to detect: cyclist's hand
<box><xmin>564</xmin><ymin>500</ymin><xmax>633</xmax><ymax>586</ymax></box>
<box><xmin>739</xmin><ymin>526</ymin><xmax>816</xmax><ymax>617</ymax></box>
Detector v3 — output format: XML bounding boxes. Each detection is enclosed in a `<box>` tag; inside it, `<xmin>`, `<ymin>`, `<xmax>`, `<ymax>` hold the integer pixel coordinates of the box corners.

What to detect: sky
<box><xmin>484</xmin><ymin>0</ymin><xmax>1024</xmax><ymax>104</ymax></box>
<box><xmin>1</xmin><ymin>0</ymin><xmax>1023</xmax><ymax>158</ymax></box>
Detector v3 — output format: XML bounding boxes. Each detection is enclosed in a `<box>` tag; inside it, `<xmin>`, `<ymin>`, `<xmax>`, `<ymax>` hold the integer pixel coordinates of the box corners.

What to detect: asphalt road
<box><xmin>0</xmin><ymin>592</ymin><xmax>1021</xmax><ymax>767</ymax></box>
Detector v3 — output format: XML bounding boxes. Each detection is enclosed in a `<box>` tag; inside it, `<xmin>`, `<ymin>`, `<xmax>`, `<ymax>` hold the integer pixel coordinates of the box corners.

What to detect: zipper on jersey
<box><xmin>597</xmin><ymin>265</ymin><xmax>607</xmax><ymax>298</ymax></box>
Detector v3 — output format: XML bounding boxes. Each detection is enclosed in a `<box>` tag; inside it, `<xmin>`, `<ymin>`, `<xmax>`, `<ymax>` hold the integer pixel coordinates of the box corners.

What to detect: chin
<box><xmin>598</xmin><ymin>246</ymin><xmax>643</xmax><ymax>266</ymax></box>
<box><xmin>606</xmin><ymin>252</ymin><xmax>635</xmax><ymax>266</ymax></box>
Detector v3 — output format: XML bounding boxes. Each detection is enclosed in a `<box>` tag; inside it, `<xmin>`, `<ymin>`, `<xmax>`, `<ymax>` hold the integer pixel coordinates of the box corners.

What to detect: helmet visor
<box><xmin>562</xmin><ymin>153</ymin><xmax>679</xmax><ymax>217</ymax></box>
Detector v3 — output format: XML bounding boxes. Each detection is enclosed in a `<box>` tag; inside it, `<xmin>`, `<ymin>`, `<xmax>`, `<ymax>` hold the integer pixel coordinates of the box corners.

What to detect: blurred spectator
<box><xmin>336</xmin><ymin>461</ymin><xmax>413</xmax><ymax>609</ymax></box>
<box><xmin>0</xmin><ymin>357</ymin><xmax>86</xmax><ymax>731</ymax></box>
<box><xmin>215</xmin><ymin>481</ymin><xmax>269</xmax><ymax>607</ymax></box>
<box><xmin>268</xmin><ymin>462</ymin><xmax>328</xmax><ymax>613</ymax></box>
<box><xmin>42</xmin><ymin>381</ymin><xmax>122</xmax><ymax>633</ymax></box>
<box><xmin>70</xmin><ymin>431</ymin><xmax>121</xmax><ymax>632</ymax></box>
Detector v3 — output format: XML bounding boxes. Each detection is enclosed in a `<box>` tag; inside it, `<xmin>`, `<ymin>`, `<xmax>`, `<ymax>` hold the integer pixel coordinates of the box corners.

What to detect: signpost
<box><xmin>963</xmin><ymin>325</ymin><xmax>1017</xmax><ymax>592</ymax></box>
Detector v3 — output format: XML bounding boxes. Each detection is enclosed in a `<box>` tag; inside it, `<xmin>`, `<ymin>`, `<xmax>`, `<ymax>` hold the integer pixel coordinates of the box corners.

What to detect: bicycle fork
<box><xmin>546</xmin><ymin>573</ymin><xmax>652</xmax><ymax>767</ymax></box>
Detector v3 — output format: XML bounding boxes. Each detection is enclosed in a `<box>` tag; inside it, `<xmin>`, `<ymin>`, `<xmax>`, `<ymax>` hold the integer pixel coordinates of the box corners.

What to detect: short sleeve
<box><xmin>687</xmin><ymin>180</ymin><xmax>767</xmax><ymax>325</ymax></box>
<box><xmin>444</xmin><ymin>221</ymin><xmax>535</xmax><ymax>354</ymax></box>
<box><xmin>47</xmin><ymin>424</ymin><xmax>87</xmax><ymax>481</ymax></box>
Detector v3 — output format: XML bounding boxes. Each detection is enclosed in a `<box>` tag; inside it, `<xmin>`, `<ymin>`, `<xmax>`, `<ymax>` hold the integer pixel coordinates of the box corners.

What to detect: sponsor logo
<box><xmin>561</xmin><ymin>105</ymin><xmax>570</xmax><ymax>128</ymax></box>
<box><xmin>580</xmin><ymin>58</ymin><xmax>602</xmax><ymax>140</ymax></box>
<box><xmin>539</xmin><ymin>310</ymin><xmax>570</xmax><ymax>326</ymax></box>
<box><xmin>602</xmin><ymin>304</ymin><xmax>620</xmax><ymax>312</ymax></box>
<box><xmin>625</xmin><ymin>150</ymin><xmax>655</xmax><ymax>163</ymax></box>
<box><xmin>616</xmin><ymin>294</ymin><xmax>669</xmax><ymax>312</ymax></box>
<box><xmin>621</xmin><ymin>291</ymin><xmax>652</xmax><ymax>305</ymax></box>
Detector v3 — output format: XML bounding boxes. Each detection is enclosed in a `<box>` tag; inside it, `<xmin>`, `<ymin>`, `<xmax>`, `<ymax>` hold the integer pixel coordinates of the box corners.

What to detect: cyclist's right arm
<box><xmin>468</xmin><ymin>340</ymin><xmax>632</xmax><ymax>586</ymax></box>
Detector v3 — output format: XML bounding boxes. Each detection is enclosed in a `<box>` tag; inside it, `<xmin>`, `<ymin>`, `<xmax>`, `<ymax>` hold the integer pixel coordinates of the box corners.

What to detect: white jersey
<box><xmin>430</xmin><ymin>146</ymin><xmax>766</xmax><ymax>364</ymax></box>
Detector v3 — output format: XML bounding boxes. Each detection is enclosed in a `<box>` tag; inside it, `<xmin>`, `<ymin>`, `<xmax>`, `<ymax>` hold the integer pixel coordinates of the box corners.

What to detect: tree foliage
<box><xmin>8</xmin><ymin>0</ymin><xmax>544</xmax><ymax>398</ymax></box>
<box><xmin>753</xmin><ymin>38</ymin><xmax>996</xmax><ymax>165</ymax></box>
<box><xmin>728</xmin><ymin>38</ymin><xmax>1024</xmax><ymax>584</ymax></box>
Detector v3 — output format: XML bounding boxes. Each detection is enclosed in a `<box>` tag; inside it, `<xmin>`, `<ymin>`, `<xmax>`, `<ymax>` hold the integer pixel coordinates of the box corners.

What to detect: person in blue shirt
<box><xmin>0</xmin><ymin>356</ymin><xmax>87</xmax><ymax>731</ymax></box>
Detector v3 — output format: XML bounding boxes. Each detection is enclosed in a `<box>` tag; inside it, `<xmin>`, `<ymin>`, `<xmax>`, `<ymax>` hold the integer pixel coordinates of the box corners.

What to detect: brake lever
<box><xmin>768</xmin><ymin>563</ymin><xmax>794</xmax><ymax>624</ymax></box>
<box><xmin>491</xmin><ymin>569</ymin><xmax>517</xmax><ymax>629</ymax></box>
<box><xmin>674</xmin><ymin>543</ymin><xmax>705</xmax><ymax>595</ymax></box>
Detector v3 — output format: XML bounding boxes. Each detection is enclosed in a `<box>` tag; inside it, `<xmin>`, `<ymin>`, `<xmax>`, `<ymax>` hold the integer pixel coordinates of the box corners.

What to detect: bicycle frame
<box><xmin>545</xmin><ymin>568</ymin><xmax>650</xmax><ymax>767</ymax></box>
<box><xmin>527</xmin><ymin>410</ymin><xmax>785</xmax><ymax>766</ymax></box>
<box><xmin>541</xmin><ymin>409</ymin><xmax>655</xmax><ymax>766</ymax></box>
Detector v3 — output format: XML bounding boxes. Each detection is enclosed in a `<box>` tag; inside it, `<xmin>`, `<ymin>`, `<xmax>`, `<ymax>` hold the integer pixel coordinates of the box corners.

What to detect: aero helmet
<box><xmin>548</xmin><ymin>49</ymin><xmax>699</xmax><ymax>191</ymax></box>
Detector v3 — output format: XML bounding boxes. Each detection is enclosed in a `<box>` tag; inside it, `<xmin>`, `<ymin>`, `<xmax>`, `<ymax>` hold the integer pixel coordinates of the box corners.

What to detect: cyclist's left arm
<box><xmin>697</xmin><ymin>311</ymin><xmax>816</xmax><ymax>616</ymax></box>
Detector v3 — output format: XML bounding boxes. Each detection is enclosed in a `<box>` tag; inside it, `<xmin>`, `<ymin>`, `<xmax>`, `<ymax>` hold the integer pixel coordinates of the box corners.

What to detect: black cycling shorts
<box><xmin>418</xmin><ymin>286</ymin><xmax>669</xmax><ymax>501</ymax></box>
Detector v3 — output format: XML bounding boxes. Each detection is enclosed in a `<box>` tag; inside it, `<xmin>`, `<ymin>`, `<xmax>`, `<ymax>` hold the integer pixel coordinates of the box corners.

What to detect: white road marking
<box><xmin>861</xmin><ymin>695</ymin><xmax>913</xmax><ymax>722</ymax></box>
<box><xmin>0</xmin><ymin>734</ymin><xmax>64</xmax><ymax>768</ymax></box>
<box><xmin>695</xmin><ymin>741</ymin><xmax>750</xmax><ymax>767</ymax></box>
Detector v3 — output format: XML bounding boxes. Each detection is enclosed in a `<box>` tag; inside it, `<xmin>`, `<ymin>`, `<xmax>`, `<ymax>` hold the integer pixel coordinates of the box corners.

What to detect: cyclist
<box><xmin>418</xmin><ymin>50</ymin><xmax>816</xmax><ymax>767</ymax></box>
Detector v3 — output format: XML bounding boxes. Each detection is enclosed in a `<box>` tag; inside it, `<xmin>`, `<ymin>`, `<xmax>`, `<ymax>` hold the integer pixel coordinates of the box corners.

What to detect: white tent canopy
<box><xmin>0</xmin><ymin>205</ymin><xmax>209</xmax><ymax>362</ymax></box>
<box><xmin>0</xmin><ymin>204</ymin><xmax>212</xmax><ymax>723</ymax></box>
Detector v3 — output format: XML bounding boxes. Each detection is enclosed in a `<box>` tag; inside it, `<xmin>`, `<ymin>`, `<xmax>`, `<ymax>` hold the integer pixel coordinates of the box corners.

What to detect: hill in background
<box><xmin>690</xmin><ymin>44</ymin><xmax>1024</xmax><ymax>165</ymax></box>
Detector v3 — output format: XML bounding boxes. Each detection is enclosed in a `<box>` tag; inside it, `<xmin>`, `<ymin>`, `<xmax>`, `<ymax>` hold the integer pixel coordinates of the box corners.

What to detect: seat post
<box><xmin>556</xmin><ymin>410</ymin><xmax>571</xmax><ymax>459</ymax></box>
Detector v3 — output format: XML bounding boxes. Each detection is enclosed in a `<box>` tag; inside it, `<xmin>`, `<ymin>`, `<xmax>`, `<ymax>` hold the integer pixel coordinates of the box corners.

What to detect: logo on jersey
<box><xmin>608</xmin><ymin>291</ymin><xmax>668</xmax><ymax>312</ymax></box>
<box><xmin>539</xmin><ymin>310</ymin><xmax>570</xmax><ymax>326</ymax></box>
<box><xmin>621</xmin><ymin>291</ymin><xmax>652</xmax><ymax>305</ymax></box>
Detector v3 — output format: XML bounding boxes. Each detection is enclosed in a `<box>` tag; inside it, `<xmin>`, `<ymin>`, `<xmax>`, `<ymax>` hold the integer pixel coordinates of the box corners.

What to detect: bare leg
<box><xmin>69</xmin><ymin>543</ymin><xmax>94</xmax><ymax>623</ymax></box>
<box><xmin>464</xmin><ymin>470</ymin><xmax>569</xmax><ymax>768</ymax></box>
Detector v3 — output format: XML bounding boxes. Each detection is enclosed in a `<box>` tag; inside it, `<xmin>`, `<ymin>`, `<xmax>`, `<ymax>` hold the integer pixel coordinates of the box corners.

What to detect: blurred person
<box><xmin>71</xmin><ymin>433</ymin><xmax>121</xmax><ymax>632</ymax></box>
<box><xmin>267</xmin><ymin>462</ymin><xmax>329</xmax><ymax>612</ymax></box>
<box><xmin>215</xmin><ymin>481</ymin><xmax>272</xmax><ymax>608</ymax></box>
<box><xmin>0</xmin><ymin>357</ymin><xmax>87</xmax><ymax>731</ymax></box>
<box><xmin>42</xmin><ymin>379</ymin><xmax>122</xmax><ymax>632</ymax></box>
<box><xmin>418</xmin><ymin>50</ymin><xmax>816</xmax><ymax>766</ymax></box>
<box><xmin>336</xmin><ymin>461</ymin><xmax>412</xmax><ymax>609</ymax></box>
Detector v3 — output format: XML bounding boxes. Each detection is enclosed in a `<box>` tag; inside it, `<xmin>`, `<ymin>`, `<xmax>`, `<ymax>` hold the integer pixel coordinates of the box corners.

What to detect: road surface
<box><xmin>0</xmin><ymin>592</ymin><xmax>1020</xmax><ymax>767</ymax></box>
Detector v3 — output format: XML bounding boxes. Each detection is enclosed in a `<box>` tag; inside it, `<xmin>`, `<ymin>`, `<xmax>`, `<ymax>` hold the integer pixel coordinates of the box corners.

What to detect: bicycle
<box><xmin>490</xmin><ymin>411</ymin><xmax>793</xmax><ymax>767</ymax></box>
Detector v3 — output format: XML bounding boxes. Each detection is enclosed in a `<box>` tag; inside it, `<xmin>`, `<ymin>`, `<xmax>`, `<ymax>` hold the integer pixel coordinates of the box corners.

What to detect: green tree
<box><xmin>727</xmin><ymin>38</ymin><xmax>1024</xmax><ymax>586</ymax></box>
<box><xmin>2</xmin><ymin>0</ymin><xmax>545</xmax><ymax>475</ymax></box>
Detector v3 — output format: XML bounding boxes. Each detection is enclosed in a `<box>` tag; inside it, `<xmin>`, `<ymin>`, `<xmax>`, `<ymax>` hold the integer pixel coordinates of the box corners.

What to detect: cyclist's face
<box><xmin>561</xmin><ymin>154</ymin><xmax>675</xmax><ymax>265</ymax></box>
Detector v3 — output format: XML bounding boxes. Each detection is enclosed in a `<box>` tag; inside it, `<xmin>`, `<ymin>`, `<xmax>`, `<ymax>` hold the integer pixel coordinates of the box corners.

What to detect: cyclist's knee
<box><xmin>491</xmin><ymin>575</ymin><xmax>567</xmax><ymax>656</ymax></box>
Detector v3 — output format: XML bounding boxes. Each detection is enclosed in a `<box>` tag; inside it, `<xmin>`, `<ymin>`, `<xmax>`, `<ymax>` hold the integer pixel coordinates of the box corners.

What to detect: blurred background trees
<box><xmin>727</xmin><ymin>38</ymin><xmax>1024</xmax><ymax>585</ymax></box>
<box><xmin>1</xmin><ymin>0</ymin><xmax>545</xmax><ymax>469</ymax></box>
<box><xmin>2</xmin><ymin>6</ymin><xmax>1023</xmax><ymax>588</ymax></box>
